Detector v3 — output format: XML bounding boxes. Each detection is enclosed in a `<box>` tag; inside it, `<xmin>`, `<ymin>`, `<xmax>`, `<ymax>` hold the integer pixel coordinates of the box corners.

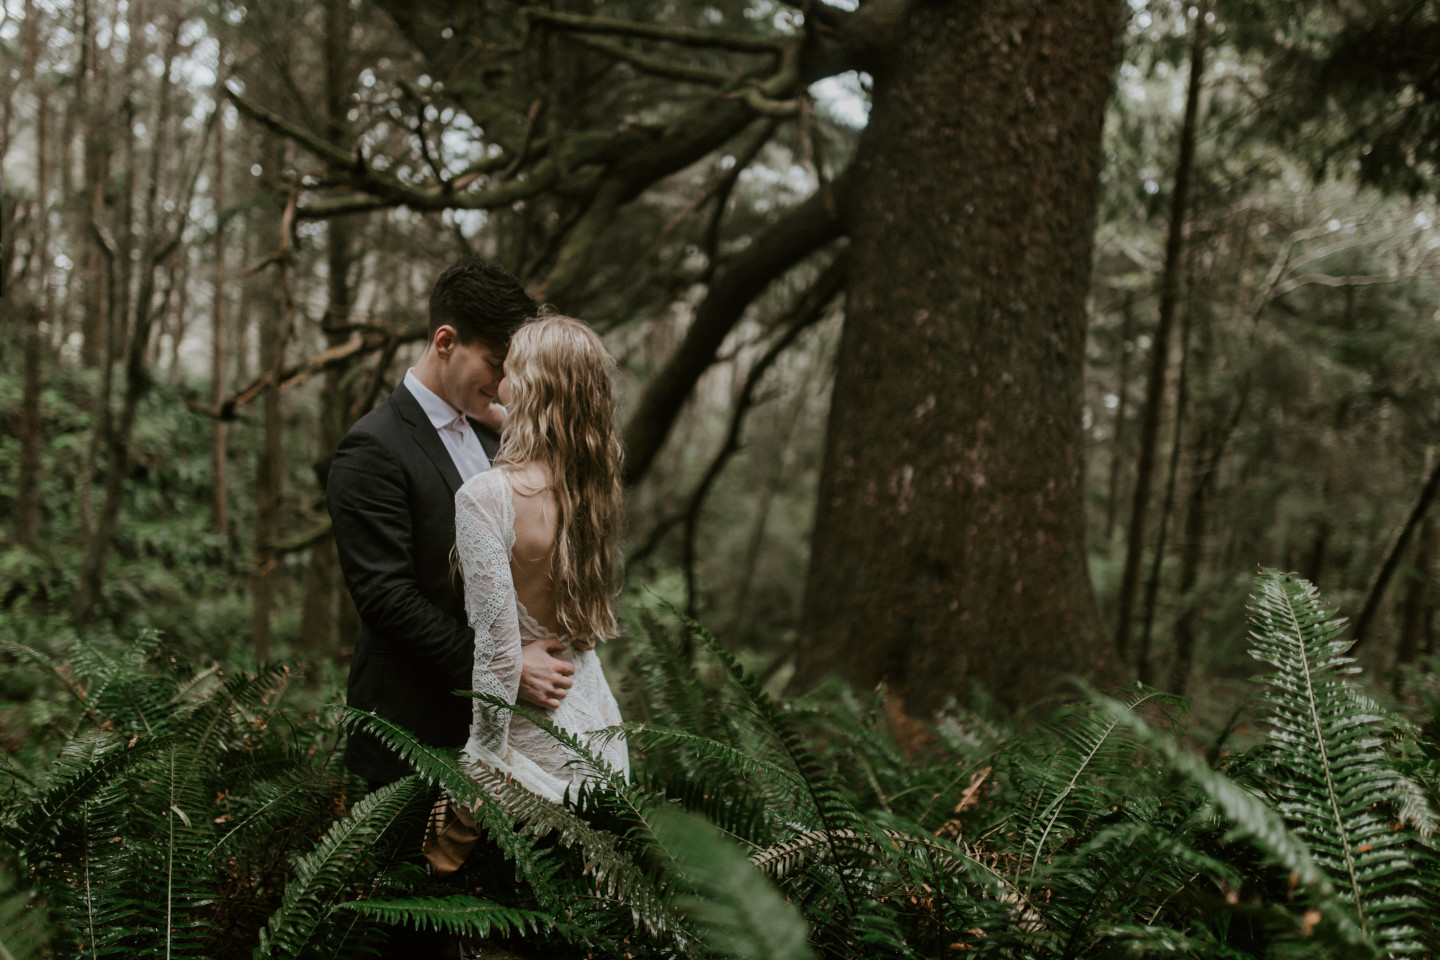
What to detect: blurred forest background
<box><xmin>6</xmin><ymin>0</ymin><xmax>1440</xmax><ymax>956</ymax></box>
<box><xmin>2</xmin><ymin>0</ymin><xmax>1439</xmax><ymax>720</ymax></box>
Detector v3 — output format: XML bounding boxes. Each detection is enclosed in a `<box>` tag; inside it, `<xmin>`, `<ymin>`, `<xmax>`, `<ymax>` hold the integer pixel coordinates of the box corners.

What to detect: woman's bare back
<box><xmin>505</xmin><ymin>462</ymin><xmax>563</xmax><ymax>636</ymax></box>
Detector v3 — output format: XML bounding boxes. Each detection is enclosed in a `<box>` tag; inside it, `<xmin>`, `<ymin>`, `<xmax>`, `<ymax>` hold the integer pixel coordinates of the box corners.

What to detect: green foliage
<box><xmin>0</xmin><ymin>634</ymin><xmax>354</xmax><ymax>958</ymax></box>
<box><xmin>1246</xmin><ymin>569</ymin><xmax>1435</xmax><ymax>951</ymax></box>
<box><xmin>652</xmin><ymin>805</ymin><xmax>815</xmax><ymax>960</ymax></box>
<box><xmin>3</xmin><ymin>572</ymin><xmax>1439</xmax><ymax>958</ymax></box>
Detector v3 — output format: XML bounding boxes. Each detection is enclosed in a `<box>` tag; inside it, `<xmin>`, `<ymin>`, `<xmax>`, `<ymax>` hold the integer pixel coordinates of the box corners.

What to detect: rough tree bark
<box><xmin>794</xmin><ymin>0</ymin><xmax>1120</xmax><ymax>713</ymax></box>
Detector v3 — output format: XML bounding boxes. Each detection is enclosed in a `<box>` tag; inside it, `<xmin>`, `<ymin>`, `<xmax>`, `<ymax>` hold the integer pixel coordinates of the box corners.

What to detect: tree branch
<box><xmin>570</xmin><ymin>34</ymin><xmax>736</xmax><ymax>85</ymax></box>
<box><xmin>629</xmin><ymin>252</ymin><xmax>847</xmax><ymax>568</ymax></box>
<box><xmin>226</xmin><ymin>83</ymin><xmax>358</xmax><ymax>169</ymax></box>
<box><xmin>191</xmin><ymin>324</ymin><xmax>425</xmax><ymax>420</ymax></box>
<box><xmin>522</xmin><ymin>8</ymin><xmax>785</xmax><ymax>53</ymax></box>
<box><xmin>678</xmin><ymin>254</ymin><xmax>846</xmax><ymax>615</ymax></box>
<box><xmin>622</xmin><ymin>171</ymin><xmax>849</xmax><ymax>485</ymax></box>
<box><xmin>228</xmin><ymin>85</ymin><xmax>587</xmax><ymax>220</ymax></box>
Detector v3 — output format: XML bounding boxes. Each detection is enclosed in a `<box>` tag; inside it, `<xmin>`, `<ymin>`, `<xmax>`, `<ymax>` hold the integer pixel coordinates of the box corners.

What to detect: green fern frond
<box><xmin>256</xmin><ymin>776</ymin><xmax>427</xmax><ymax>960</ymax></box>
<box><xmin>468</xmin><ymin>763</ymin><xmax>683</xmax><ymax>939</ymax></box>
<box><xmin>1019</xmin><ymin>685</ymin><xmax>1183</xmax><ymax>890</ymax></box>
<box><xmin>0</xmin><ymin>855</ymin><xmax>48</xmax><ymax>960</ymax></box>
<box><xmin>692</xmin><ymin>625</ymin><xmax>861</xmax><ymax>831</ymax></box>
<box><xmin>342</xmin><ymin>707</ymin><xmax>681</xmax><ymax>938</ymax></box>
<box><xmin>1248</xmin><ymin>569</ymin><xmax>1433</xmax><ymax>952</ymax></box>
<box><xmin>599</xmin><ymin>722</ymin><xmax>805</xmax><ymax>789</ymax></box>
<box><xmin>628</xmin><ymin>610</ymin><xmax>735</xmax><ymax>745</ymax></box>
<box><xmin>4</xmin><ymin>732</ymin><xmax>170</xmax><ymax>859</ymax></box>
<box><xmin>338</xmin><ymin>708</ymin><xmax>562</xmax><ymax>904</ymax></box>
<box><xmin>653</xmin><ymin>805</ymin><xmax>815</xmax><ymax>960</ymax></box>
<box><xmin>1092</xmin><ymin>693</ymin><xmax>1370</xmax><ymax>951</ymax></box>
<box><xmin>637</xmin><ymin>768</ymin><xmax>772</xmax><ymax>849</ymax></box>
<box><xmin>337</xmin><ymin>895</ymin><xmax>556</xmax><ymax>938</ymax></box>
<box><xmin>751</xmin><ymin>826</ymin><xmax>1002</xmax><ymax>884</ymax></box>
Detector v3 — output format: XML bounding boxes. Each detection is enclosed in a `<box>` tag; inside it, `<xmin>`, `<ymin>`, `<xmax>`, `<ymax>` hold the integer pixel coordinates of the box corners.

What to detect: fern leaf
<box><xmin>337</xmin><ymin>895</ymin><xmax>555</xmax><ymax>938</ymax></box>
<box><xmin>654</xmin><ymin>806</ymin><xmax>815</xmax><ymax>960</ymax></box>
<box><xmin>1248</xmin><ymin>569</ymin><xmax>1433</xmax><ymax>951</ymax></box>
<box><xmin>256</xmin><ymin>777</ymin><xmax>427</xmax><ymax>960</ymax></box>
<box><xmin>1091</xmin><ymin>693</ymin><xmax>1370</xmax><ymax>950</ymax></box>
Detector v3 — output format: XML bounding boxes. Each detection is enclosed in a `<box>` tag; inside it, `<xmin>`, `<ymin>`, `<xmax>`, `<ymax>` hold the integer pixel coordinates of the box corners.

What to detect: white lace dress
<box><xmin>454</xmin><ymin>468</ymin><xmax>629</xmax><ymax>802</ymax></box>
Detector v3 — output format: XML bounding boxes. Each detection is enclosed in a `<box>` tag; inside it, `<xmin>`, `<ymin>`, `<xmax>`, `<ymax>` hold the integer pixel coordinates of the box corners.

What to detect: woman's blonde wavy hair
<box><xmin>498</xmin><ymin>314</ymin><xmax>623</xmax><ymax>646</ymax></box>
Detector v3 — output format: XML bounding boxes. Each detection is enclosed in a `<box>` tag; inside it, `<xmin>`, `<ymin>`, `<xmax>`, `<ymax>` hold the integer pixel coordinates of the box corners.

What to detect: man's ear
<box><xmin>433</xmin><ymin>324</ymin><xmax>459</xmax><ymax>357</ymax></box>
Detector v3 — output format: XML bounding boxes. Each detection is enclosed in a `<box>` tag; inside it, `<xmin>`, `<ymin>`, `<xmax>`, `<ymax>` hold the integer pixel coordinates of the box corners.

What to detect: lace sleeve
<box><xmin>455</xmin><ymin>471</ymin><xmax>521</xmax><ymax>757</ymax></box>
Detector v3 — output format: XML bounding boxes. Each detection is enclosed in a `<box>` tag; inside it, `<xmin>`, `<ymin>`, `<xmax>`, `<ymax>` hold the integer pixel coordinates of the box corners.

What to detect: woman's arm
<box><xmin>454</xmin><ymin>473</ymin><xmax>524</xmax><ymax>756</ymax></box>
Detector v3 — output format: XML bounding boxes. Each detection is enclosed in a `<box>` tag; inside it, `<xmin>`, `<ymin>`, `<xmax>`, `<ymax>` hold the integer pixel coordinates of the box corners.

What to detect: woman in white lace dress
<box><xmin>453</xmin><ymin>314</ymin><xmax>628</xmax><ymax>802</ymax></box>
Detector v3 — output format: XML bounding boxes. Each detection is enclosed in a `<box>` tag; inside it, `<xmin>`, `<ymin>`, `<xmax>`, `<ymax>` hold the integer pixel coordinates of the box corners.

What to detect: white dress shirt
<box><xmin>404</xmin><ymin>369</ymin><xmax>491</xmax><ymax>482</ymax></box>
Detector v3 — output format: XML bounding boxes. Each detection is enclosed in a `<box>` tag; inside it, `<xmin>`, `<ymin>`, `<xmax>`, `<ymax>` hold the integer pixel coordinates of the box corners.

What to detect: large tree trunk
<box><xmin>794</xmin><ymin>0</ymin><xmax>1119</xmax><ymax>714</ymax></box>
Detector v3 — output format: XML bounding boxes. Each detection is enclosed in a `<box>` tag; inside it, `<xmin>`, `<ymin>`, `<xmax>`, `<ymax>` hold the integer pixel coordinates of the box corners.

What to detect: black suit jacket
<box><xmin>327</xmin><ymin>382</ymin><xmax>500</xmax><ymax>786</ymax></box>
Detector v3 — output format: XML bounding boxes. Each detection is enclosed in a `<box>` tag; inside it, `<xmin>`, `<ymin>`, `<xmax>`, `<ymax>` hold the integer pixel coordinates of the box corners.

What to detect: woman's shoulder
<box><xmin>505</xmin><ymin>461</ymin><xmax>553</xmax><ymax>496</ymax></box>
<box><xmin>457</xmin><ymin>467</ymin><xmax>511</xmax><ymax>509</ymax></box>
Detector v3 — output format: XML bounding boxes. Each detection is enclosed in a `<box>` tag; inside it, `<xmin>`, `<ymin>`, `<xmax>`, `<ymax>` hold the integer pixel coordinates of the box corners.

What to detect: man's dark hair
<box><xmin>428</xmin><ymin>256</ymin><xmax>534</xmax><ymax>350</ymax></box>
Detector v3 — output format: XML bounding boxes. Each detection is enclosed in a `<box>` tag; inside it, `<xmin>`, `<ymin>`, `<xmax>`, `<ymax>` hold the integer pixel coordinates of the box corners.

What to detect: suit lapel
<box><xmin>392</xmin><ymin>383</ymin><xmax>463</xmax><ymax>495</ymax></box>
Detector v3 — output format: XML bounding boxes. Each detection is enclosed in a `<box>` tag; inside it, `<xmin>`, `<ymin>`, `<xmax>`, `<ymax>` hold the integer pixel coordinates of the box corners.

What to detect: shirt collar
<box><xmin>404</xmin><ymin>369</ymin><xmax>466</xmax><ymax>431</ymax></box>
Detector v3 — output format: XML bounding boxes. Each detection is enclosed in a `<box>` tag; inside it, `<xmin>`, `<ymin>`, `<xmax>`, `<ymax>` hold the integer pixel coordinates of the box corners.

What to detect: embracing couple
<box><xmin>326</xmin><ymin>256</ymin><xmax>627</xmax><ymax>820</ymax></box>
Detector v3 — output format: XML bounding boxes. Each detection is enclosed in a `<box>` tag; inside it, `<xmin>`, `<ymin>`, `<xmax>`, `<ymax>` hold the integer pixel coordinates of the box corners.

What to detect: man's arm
<box><xmin>519</xmin><ymin>639</ymin><xmax>574</xmax><ymax>709</ymax></box>
<box><xmin>327</xmin><ymin>429</ymin><xmax>472</xmax><ymax>686</ymax></box>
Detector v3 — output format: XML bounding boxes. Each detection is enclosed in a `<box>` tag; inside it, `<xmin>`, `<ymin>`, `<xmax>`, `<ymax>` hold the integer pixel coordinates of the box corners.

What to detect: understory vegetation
<box><xmin>2</xmin><ymin>570</ymin><xmax>1437</xmax><ymax>958</ymax></box>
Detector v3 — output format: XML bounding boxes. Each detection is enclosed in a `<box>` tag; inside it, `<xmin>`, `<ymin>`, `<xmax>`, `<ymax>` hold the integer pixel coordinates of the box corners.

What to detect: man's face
<box><xmin>437</xmin><ymin>329</ymin><xmax>505</xmax><ymax>420</ymax></box>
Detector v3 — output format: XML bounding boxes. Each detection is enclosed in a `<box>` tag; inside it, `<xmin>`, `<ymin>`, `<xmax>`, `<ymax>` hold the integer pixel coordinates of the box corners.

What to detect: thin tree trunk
<box><xmin>1353</xmin><ymin>451</ymin><xmax>1440</xmax><ymax>648</ymax></box>
<box><xmin>15</xmin><ymin>302</ymin><xmax>44</xmax><ymax>549</ymax></box>
<box><xmin>15</xmin><ymin>38</ymin><xmax>47</xmax><ymax>550</ymax></box>
<box><xmin>299</xmin><ymin>0</ymin><xmax>357</xmax><ymax>653</ymax></box>
<box><xmin>79</xmin><ymin>0</ymin><xmax>107</xmax><ymax>369</ymax></box>
<box><xmin>729</xmin><ymin>348</ymin><xmax>826</xmax><ymax>640</ymax></box>
<box><xmin>73</xmin><ymin>17</ymin><xmax>186</xmax><ymax>623</ymax></box>
<box><xmin>211</xmin><ymin>105</ymin><xmax>230</xmax><ymax>536</ymax></box>
<box><xmin>1394</xmin><ymin>514</ymin><xmax>1436</xmax><ymax>678</ymax></box>
<box><xmin>251</xmin><ymin>137</ymin><xmax>291</xmax><ymax>663</ymax></box>
<box><xmin>1115</xmin><ymin>0</ymin><xmax>1208</xmax><ymax>663</ymax></box>
<box><xmin>1137</xmin><ymin>299</ymin><xmax>1195</xmax><ymax>683</ymax></box>
<box><xmin>1105</xmin><ymin>293</ymin><xmax>1137</xmax><ymax>542</ymax></box>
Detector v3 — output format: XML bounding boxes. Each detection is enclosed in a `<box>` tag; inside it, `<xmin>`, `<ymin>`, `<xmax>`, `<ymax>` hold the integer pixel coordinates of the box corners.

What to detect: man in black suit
<box><xmin>327</xmin><ymin>256</ymin><xmax>575</xmax><ymax>791</ymax></box>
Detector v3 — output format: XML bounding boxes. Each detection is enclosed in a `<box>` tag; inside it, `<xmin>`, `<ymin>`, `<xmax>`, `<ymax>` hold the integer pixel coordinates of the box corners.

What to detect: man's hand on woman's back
<box><xmin>520</xmin><ymin>638</ymin><xmax>574</xmax><ymax>709</ymax></box>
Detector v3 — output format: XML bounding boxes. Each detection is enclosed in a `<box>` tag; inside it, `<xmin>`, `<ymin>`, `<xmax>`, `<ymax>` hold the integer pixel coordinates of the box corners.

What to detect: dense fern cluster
<box><xmin>2</xmin><ymin>570</ymin><xmax>1438</xmax><ymax>958</ymax></box>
